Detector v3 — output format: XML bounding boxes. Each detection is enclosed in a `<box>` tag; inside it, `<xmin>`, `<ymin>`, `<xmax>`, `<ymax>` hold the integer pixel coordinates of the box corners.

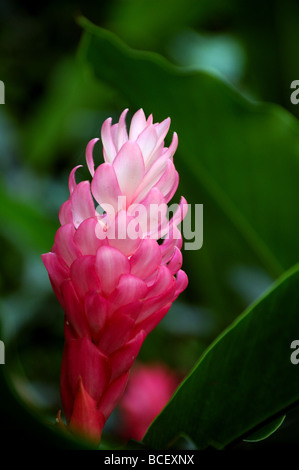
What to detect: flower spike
<box><xmin>42</xmin><ymin>109</ymin><xmax>188</xmax><ymax>445</ymax></box>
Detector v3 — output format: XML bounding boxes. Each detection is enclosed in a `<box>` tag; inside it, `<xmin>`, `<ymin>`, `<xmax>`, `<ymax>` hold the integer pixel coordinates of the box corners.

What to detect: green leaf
<box><xmin>78</xmin><ymin>20</ymin><xmax>299</xmax><ymax>316</ymax></box>
<box><xmin>243</xmin><ymin>414</ymin><xmax>286</xmax><ymax>443</ymax></box>
<box><xmin>141</xmin><ymin>265</ymin><xmax>299</xmax><ymax>449</ymax></box>
<box><xmin>105</xmin><ymin>0</ymin><xmax>215</xmax><ymax>50</ymax></box>
<box><xmin>23</xmin><ymin>57</ymin><xmax>116</xmax><ymax>171</ymax></box>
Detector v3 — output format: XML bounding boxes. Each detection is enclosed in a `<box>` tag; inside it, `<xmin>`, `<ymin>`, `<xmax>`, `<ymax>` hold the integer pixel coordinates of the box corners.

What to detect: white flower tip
<box><xmin>129</xmin><ymin>109</ymin><xmax>147</xmax><ymax>140</ymax></box>
<box><xmin>147</xmin><ymin>114</ymin><xmax>153</xmax><ymax>125</ymax></box>
<box><xmin>68</xmin><ymin>165</ymin><xmax>83</xmax><ymax>194</ymax></box>
<box><xmin>86</xmin><ymin>138</ymin><xmax>100</xmax><ymax>177</ymax></box>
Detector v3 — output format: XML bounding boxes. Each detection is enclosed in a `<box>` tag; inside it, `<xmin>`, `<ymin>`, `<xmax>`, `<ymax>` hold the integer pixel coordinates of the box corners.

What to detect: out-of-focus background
<box><xmin>1</xmin><ymin>0</ymin><xmax>299</xmax><ymax>448</ymax></box>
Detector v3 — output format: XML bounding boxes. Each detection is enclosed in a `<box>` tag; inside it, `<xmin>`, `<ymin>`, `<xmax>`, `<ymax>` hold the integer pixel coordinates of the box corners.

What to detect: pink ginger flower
<box><xmin>118</xmin><ymin>363</ymin><xmax>180</xmax><ymax>442</ymax></box>
<box><xmin>42</xmin><ymin>109</ymin><xmax>188</xmax><ymax>445</ymax></box>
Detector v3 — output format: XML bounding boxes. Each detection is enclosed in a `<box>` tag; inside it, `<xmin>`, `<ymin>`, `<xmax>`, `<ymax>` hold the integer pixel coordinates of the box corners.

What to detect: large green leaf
<box><xmin>105</xmin><ymin>0</ymin><xmax>216</xmax><ymax>50</ymax></box>
<box><xmin>23</xmin><ymin>58</ymin><xmax>116</xmax><ymax>172</ymax></box>
<box><xmin>78</xmin><ymin>20</ymin><xmax>299</xmax><ymax>318</ymax></box>
<box><xmin>142</xmin><ymin>265</ymin><xmax>299</xmax><ymax>449</ymax></box>
<box><xmin>243</xmin><ymin>414</ymin><xmax>286</xmax><ymax>443</ymax></box>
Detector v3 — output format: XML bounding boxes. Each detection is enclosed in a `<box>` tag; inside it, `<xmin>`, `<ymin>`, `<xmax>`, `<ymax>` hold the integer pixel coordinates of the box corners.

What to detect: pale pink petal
<box><xmin>154</xmin><ymin>117</ymin><xmax>171</xmax><ymax>141</ymax></box>
<box><xmin>161</xmin><ymin>226</ymin><xmax>182</xmax><ymax>264</ymax></box>
<box><xmin>159</xmin><ymin>196</ymin><xmax>188</xmax><ymax>239</ymax></box>
<box><xmin>161</xmin><ymin>131</ymin><xmax>178</xmax><ymax>161</ymax></box>
<box><xmin>95</xmin><ymin>217</ymin><xmax>109</xmax><ymax>241</ymax></box>
<box><xmin>74</xmin><ymin>217</ymin><xmax>107</xmax><ymax>256</ymax></box>
<box><xmin>71</xmin><ymin>181</ymin><xmax>96</xmax><ymax>228</ymax></box>
<box><xmin>59</xmin><ymin>200</ymin><xmax>73</xmax><ymax>226</ymax></box>
<box><xmin>175</xmin><ymin>269</ymin><xmax>188</xmax><ymax>297</ymax></box>
<box><xmin>109</xmin><ymin>274</ymin><xmax>148</xmax><ymax>309</ymax></box>
<box><xmin>130</xmin><ymin>239</ymin><xmax>162</xmax><ymax>280</ymax></box>
<box><xmin>116</xmin><ymin>108</ymin><xmax>129</xmax><ymax>151</ymax></box>
<box><xmin>136</xmin><ymin>188</ymin><xmax>167</xmax><ymax>237</ymax></box>
<box><xmin>145</xmin><ymin>131</ymin><xmax>178</xmax><ymax>174</ymax></box>
<box><xmin>101</xmin><ymin>117</ymin><xmax>116</xmax><ymax>163</ymax></box>
<box><xmin>133</xmin><ymin>151</ymin><xmax>170</xmax><ymax>203</ymax></box>
<box><xmin>113</xmin><ymin>141</ymin><xmax>145</xmax><ymax>204</ymax></box>
<box><xmin>68</xmin><ymin>165</ymin><xmax>82</xmax><ymax>194</ymax></box>
<box><xmin>155</xmin><ymin>160</ymin><xmax>179</xmax><ymax>203</ymax></box>
<box><xmin>106</xmin><ymin>210</ymin><xmax>141</xmax><ymax>257</ymax></box>
<box><xmin>144</xmin><ymin>142</ymin><xmax>164</xmax><ymax>171</ymax></box>
<box><xmin>147</xmin><ymin>114</ymin><xmax>153</xmax><ymax>125</ymax></box>
<box><xmin>95</xmin><ymin>246</ymin><xmax>130</xmax><ymax>297</ymax></box>
<box><xmin>129</xmin><ymin>109</ymin><xmax>147</xmax><ymax>140</ymax></box>
<box><xmin>136</xmin><ymin>125</ymin><xmax>158</xmax><ymax>165</ymax></box>
<box><xmin>145</xmin><ymin>265</ymin><xmax>173</xmax><ymax>299</ymax></box>
<box><xmin>142</xmin><ymin>118</ymin><xmax>171</xmax><ymax>170</ymax></box>
<box><xmin>91</xmin><ymin>163</ymin><xmax>122</xmax><ymax>218</ymax></box>
<box><xmin>167</xmin><ymin>246</ymin><xmax>182</xmax><ymax>275</ymax></box>
<box><xmin>171</xmin><ymin>196</ymin><xmax>188</xmax><ymax>226</ymax></box>
<box><xmin>54</xmin><ymin>224</ymin><xmax>81</xmax><ymax>266</ymax></box>
<box><xmin>86</xmin><ymin>138</ymin><xmax>99</xmax><ymax>177</ymax></box>
<box><xmin>173</xmin><ymin>196</ymin><xmax>188</xmax><ymax>225</ymax></box>
<box><xmin>110</xmin><ymin>123</ymin><xmax>119</xmax><ymax>149</ymax></box>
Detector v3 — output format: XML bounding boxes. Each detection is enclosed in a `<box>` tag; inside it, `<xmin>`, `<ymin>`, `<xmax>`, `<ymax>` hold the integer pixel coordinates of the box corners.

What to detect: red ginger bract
<box><xmin>42</xmin><ymin>109</ymin><xmax>188</xmax><ymax>445</ymax></box>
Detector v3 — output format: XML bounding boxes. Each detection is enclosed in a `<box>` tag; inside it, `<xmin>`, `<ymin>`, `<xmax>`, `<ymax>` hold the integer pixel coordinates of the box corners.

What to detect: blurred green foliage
<box><xmin>0</xmin><ymin>0</ymin><xmax>299</xmax><ymax>450</ymax></box>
